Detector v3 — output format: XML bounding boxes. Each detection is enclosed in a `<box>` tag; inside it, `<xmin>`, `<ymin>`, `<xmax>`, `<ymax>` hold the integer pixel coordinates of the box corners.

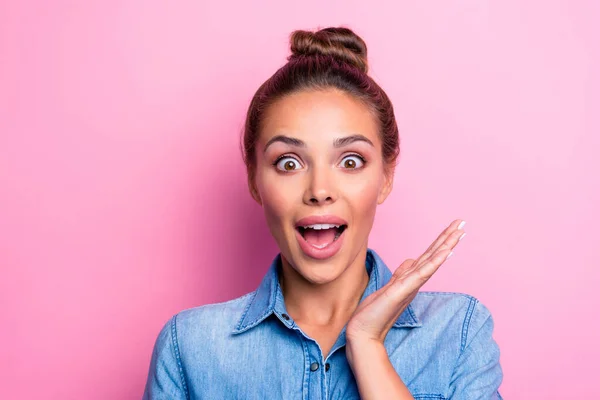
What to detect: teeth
<box><xmin>302</xmin><ymin>224</ymin><xmax>340</xmax><ymax>230</ymax></box>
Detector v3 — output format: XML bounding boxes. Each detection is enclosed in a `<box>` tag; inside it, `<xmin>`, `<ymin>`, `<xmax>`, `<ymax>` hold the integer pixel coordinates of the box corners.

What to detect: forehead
<box><xmin>260</xmin><ymin>89</ymin><xmax>380</xmax><ymax>145</ymax></box>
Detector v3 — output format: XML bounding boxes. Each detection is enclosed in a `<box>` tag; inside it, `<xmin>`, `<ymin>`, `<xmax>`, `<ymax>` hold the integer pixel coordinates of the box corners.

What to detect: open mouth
<box><xmin>296</xmin><ymin>224</ymin><xmax>348</xmax><ymax>249</ymax></box>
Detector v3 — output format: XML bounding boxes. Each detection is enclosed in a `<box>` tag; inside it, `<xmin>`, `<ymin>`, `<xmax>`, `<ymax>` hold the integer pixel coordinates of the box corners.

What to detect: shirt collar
<box><xmin>232</xmin><ymin>248</ymin><xmax>422</xmax><ymax>334</ymax></box>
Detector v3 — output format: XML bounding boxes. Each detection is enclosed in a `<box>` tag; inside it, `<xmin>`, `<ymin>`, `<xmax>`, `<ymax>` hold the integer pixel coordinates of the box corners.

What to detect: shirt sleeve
<box><xmin>142</xmin><ymin>315</ymin><xmax>188</xmax><ymax>400</ymax></box>
<box><xmin>448</xmin><ymin>299</ymin><xmax>504</xmax><ymax>400</ymax></box>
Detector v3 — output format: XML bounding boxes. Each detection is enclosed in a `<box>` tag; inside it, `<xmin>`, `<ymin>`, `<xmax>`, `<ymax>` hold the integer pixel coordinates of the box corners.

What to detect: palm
<box><xmin>346</xmin><ymin>219</ymin><xmax>467</xmax><ymax>344</ymax></box>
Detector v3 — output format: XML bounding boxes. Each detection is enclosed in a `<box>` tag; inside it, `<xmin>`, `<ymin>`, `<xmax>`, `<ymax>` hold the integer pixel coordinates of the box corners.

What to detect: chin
<box><xmin>285</xmin><ymin>250</ymin><xmax>347</xmax><ymax>285</ymax></box>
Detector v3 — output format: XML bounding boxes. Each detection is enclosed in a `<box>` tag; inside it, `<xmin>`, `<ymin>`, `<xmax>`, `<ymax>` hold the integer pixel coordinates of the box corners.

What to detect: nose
<box><xmin>303</xmin><ymin>166</ymin><xmax>338</xmax><ymax>206</ymax></box>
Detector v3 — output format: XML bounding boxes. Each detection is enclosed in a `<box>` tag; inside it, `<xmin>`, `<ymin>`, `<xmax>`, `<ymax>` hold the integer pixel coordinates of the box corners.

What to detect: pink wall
<box><xmin>1</xmin><ymin>1</ymin><xmax>598</xmax><ymax>398</ymax></box>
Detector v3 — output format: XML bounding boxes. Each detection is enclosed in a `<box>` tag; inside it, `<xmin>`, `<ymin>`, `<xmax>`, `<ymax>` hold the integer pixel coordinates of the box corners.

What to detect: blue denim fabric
<box><xmin>143</xmin><ymin>249</ymin><xmax>503</xmax><ymax>399</ymax></box>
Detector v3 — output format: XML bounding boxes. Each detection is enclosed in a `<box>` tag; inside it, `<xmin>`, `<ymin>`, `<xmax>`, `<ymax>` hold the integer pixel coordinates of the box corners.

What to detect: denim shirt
<box><xmin>143</xmin><ymin>249</ymin><xmax>503</xmax><ymax>399</ymax></box>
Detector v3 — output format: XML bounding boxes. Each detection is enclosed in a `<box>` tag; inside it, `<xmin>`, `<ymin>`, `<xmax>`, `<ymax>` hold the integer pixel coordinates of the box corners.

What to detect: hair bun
<box><xmin>289</xmin><ymin>27</ymin><xmax>368</xmax><ymax>73</ymax></box>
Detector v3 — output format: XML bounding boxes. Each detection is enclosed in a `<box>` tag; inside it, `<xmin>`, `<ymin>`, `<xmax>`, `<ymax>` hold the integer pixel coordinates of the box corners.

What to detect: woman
<box><xmin>143</xmin><ymin>27</ymin><xmax>503</xmax><ymax>399</ymax></box>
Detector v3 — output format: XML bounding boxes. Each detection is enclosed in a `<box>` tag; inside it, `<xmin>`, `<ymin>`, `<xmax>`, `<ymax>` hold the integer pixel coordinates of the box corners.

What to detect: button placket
<box><xmin>299</xmin><ymin>327</ymin><xmax>328</xmax><ymax>398</ymax></box>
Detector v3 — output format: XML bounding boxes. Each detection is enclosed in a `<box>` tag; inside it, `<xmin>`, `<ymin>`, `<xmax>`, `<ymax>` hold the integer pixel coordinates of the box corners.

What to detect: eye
<box><xmin>339</xmin><ymin>154</ymin><xmax>365</xmax><ymax>169</ymax></box>
<box><xmin>275</xmin><ymin>156</ymin><xmax>302</xmax><ymax>172</ymax></box>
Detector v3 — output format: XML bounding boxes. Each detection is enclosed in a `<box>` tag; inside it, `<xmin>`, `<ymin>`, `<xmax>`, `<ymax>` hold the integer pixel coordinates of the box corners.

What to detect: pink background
<box><xmin>1</xmin><ymin>1</ymin><xmax>598</xmax><ymax>398</ymax></box>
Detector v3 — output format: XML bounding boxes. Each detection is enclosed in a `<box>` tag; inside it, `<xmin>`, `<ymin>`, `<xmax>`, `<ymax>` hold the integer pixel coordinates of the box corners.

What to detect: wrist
<box><xmin>345</xmin><ymin>338</ymin><xmax>414</xmax><ymax>400</ymax></box>
<box><xmin>346</xmin><ymin>337</ymin><xmax>387</xmax><ymax>369</ymax></box>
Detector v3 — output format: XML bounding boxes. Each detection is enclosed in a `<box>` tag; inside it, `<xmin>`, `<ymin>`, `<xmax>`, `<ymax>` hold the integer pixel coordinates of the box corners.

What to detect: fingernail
<box><xmin>459</xmin><ymin>232</ymin><xmax>466</xmax><ymax>241</ymax></box>
<box><xmin>445</xmin><ymin>251</ymin><xmax>454</xmax><ymax>260</ymax></box>
<box><xmin>458</xmin><ymin>220</ymin><xmax>466</xmax><ymax>230</ymax></box>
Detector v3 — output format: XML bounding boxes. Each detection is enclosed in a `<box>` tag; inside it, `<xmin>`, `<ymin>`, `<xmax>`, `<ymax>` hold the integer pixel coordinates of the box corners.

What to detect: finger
<box><xmin>417</xmin><ymin>219</ymin><xmax>463</xmax><ymax>261</ymax></box>
<box><xmin>369</xmin><ymin>247</ymin><xmax>451</xmax><ymax>328</ymax></box>
<box><xmin>388</xmin><ymin>247</ymin><xmax>453</xmax><ymax>299</ymax></box>
<box><xmin>380</xmin><ymin>220</ymin><xmax>466</xmax><ymax>310</ymax></box>
<box><xmin>389</xmin><ymin>220</ymin><xmax>466</xmax><ymax>298</ymax></box>
<box><xmin>414</xmin><ymin>228</ymin><xmax>465</xmax><ymax>275</ymax></box>
<box><xmin>391</xmin><ymin>259</ymin><xmax>417</xmax><ymax>281</ymax></box>
<box><xmin>426</xmin><ymin>227</ymin><xmax>466</xmax><ymax>261</ymax></box>
<box><xmin>392</xmin><ymin>219</ymin><xmax>464</xmax><ymax>283</ymax></box>
<box><xmin>414</xmin><ymin>219</ymin><xmax>465</xmax><ymax>267</ymax></box>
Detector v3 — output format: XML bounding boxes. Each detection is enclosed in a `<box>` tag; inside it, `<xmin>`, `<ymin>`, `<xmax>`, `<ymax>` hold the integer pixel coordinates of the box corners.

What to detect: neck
<box><xmin>279</xmin><ymin>247</ymin><xmax>370</xmax><ymax>326</ymax></box>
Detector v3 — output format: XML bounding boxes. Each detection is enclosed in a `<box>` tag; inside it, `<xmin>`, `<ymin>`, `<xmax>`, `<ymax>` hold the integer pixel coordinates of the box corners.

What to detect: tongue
<box><xmin>303</xmin><ymin>228</ymin><xmax>337</xmax><ymax>247</ymax></box>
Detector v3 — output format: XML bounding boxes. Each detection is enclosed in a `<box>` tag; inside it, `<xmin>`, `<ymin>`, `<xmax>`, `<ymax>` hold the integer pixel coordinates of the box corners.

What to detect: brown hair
<box><xmin>242</xmin><ymin>27</ymin><xmax>400</xmax><ymax>195</ymax></box>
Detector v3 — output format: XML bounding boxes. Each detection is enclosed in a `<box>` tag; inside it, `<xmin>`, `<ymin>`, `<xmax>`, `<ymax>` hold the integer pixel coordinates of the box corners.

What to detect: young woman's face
<box><xmin>253</xmin><ymin>88</ymin><xmax>393</xmax><ymax>284</ymax></box>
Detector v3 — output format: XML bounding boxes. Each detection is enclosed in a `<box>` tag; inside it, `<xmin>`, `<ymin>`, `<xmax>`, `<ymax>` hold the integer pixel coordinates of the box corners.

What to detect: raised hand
<box><xmin>346</xmin><ymin>219</ymin><xmax>467</xmax><ymax>344</ymax></box>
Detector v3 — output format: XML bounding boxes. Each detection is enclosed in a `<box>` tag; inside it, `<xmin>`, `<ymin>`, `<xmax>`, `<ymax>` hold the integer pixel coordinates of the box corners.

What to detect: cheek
<box><xmin>256</xmin><ymin>170</ymin><xmax>300</xmax><ymax>226</ymax></box>
<box><xmin>342</xmin><ymin>173</ymin><xmax>383</xmax><ymax>209</ymax></box>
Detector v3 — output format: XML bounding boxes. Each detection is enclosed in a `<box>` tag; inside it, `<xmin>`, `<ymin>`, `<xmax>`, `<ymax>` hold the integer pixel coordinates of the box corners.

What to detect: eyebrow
<box><xmin>333</xmin><ymin>135</ymin><xmax>374</xmax><ymax>148</ymax></box>
<box><xmin>263</xmin><ymin>134</ymin><xmax>374</xmax><ymax>153</ymax></box>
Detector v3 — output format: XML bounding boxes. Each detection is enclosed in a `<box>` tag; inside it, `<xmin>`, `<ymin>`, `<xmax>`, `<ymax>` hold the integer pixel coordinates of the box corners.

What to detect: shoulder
<box><xmin>152</xmin><ymin>291</ymin><xmax>255</xmax><ymax>344</ymax></box>
<box><xmin>144</xmin><ymin>292</ymin><xmax>258</xmax><ymax>397</ymax></box>
<box><xmin>173</xmin><ymin>291</ymin><xmax>255</xmax><ymax>334</ymax></box>
<box><xmin>150</xmin><ymin>291</ymin><xmax>256</xmax><ymax>363</ymax></box>
<box><xmin>411</xmin><ymin>291</ymin><xmax>496</xmax><ymax>350</ymax></box>
<box><xmin>408</xmin><ymin>293</ymin><xmax>503</xmax><ymax>396</ymax></box>
<box><xmin>412</xmin><ymin>290</ymin><xmax>494</xmax><ymax>319</ymax></box>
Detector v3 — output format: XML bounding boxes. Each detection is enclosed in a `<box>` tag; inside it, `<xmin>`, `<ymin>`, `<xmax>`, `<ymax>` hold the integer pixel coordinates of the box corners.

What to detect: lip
<box><xmin>294</xmin><ymin>214</ymin><xmax>348</xmax><ymax>260</ymax></box>
<box><xmin>295</xmin><ymin>215</ymin><xmax>348</xmax><ymax>228</ymax></box>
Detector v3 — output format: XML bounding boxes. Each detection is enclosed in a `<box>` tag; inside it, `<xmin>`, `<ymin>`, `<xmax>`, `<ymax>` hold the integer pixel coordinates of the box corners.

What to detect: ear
<box><xmin>377</xmin><ymin>170</ymin><xmax>394</xmax><ymax>205</ymax></box>
<box><xmin>248</xmin><ymin>175</ymin><xmax>262</xmax><ymax>206</ymax></box>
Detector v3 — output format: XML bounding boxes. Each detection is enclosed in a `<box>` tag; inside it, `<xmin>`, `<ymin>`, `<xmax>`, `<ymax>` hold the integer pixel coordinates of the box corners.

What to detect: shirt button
<box><xmin>281</xmin><ymin>314</ymin><xmax>290</xmax><ymax>320</ymax></box>
<box><xmin>310</xmin><ymin>362</ymin><xmax>319</xmax><ymax>372</ymax></box>
<box><xmin>325</xmin><ymin>363</ymin><xmax>330</xmax><ymax>372</ymax></box>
